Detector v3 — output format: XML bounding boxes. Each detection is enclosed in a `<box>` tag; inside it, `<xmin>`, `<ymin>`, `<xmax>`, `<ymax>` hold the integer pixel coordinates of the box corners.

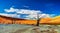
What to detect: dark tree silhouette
<box><xmin>36</xmin><ymin>14</ymin><xmax>41</xmax><ymax>26</ymax></box>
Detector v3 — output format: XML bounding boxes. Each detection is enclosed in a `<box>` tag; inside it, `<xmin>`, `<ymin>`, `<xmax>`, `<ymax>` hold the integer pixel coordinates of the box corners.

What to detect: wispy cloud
<box><xmin>23</xmin><ymin>6</ymin><xmax>29</xmax><ymax>8</ymax></box>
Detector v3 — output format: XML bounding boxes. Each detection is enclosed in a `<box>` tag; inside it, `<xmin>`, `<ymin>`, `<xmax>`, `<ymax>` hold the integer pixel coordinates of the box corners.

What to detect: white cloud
<box><xmin>39</xmin><ymin>14</ymin><xmax>50</xmax><ymax>18</ymax></box>
<box><xmin>4</xmin><ymin>7</ymin><xmax>41</xmax><ymax>14</ymax></box>
<box><xmin>17</xmin><ymin>9</ymin><xmax>41</xmax><ymax>15</ymax></box>
<box><xmin>25</xmin><ymin>14</ymin><xmax>51</xmax><ymax>20</ymax></box>
<box><xmin>4</xmin><ymin>7</ymin><xmax>54</xmax><ymax>20</ymax></box>
<box><xmin>4</xmin><ymin>7</ymin><xmax>19</xmax><ymax>12</ymax></box>
<box><xmin>0</xmin><ymin>13</ymin><xmax>20</xmax><ymax>18</ymax></box>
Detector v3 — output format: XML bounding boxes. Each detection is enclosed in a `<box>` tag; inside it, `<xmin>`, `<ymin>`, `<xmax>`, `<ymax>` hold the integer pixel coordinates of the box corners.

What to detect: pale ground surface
<box><xmin>0</xmin><ymin>24</ymin><xmax>60</xmax><ymax>33</ymax></box>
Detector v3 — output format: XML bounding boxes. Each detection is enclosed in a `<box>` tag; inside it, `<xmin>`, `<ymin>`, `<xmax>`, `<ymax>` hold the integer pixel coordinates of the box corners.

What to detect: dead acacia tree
<box><xmin>36</xmin><ymin>14</ymin><xmax>41</xmax><ymax>26</ymax></box>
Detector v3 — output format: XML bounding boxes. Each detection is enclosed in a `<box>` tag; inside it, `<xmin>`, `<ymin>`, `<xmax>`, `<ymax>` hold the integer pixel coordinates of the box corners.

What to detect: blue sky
<box><xmin>0</xmin><ymin>0</ymin><xmax>60</xmax><ymax>19</ymax></box>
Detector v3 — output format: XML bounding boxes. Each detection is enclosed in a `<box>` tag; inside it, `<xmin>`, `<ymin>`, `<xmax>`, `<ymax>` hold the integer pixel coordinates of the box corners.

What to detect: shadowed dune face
<box><xmin>0</xmin><ymin>17</ymin><xmax>12</xmax><ymax>24</ymax></box>
<box><xmin>0</xmin><ymin>15</ymin><xmax>60</xmax><ymax>25</ymax></box>
<box><xmin>0</xmin><ymin>15</ymin><xmax>37</xmax><ymax>24</ymax></box>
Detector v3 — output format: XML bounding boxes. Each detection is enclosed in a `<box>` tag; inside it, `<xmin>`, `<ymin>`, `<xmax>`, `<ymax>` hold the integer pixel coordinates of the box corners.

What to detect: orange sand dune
<box><xmin>0</xmin><ymin>15</ymin><xmax>37</xmax><ymax>24</ymax></box>
<box><xmin>0</xmin><ymin>15</ymin><xmax>60</xmax><ymax>25</ymax></box>
<box><xmin>41</xmin><ymin>16</ymin><xmax>60</xmax><ymax>25</ymax></box>
<box><xmin>40</xmin><ymin>18</ymin><xmax>51</xmax><ymax>23</ymax></box>
<box><xmin>48</xmin><ymin>16</ymin><xmax>60</xmax><ymax>23</ymax></box>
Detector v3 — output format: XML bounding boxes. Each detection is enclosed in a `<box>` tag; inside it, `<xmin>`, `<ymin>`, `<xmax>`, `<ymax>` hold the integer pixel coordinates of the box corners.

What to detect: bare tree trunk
<box><xmin>36</xmin><ymin>14</ymin><xmax>41</xmax><ymax>26</ymax></box>
<box><xmin>36</xmin><ymin>19</ymin><xmax>40</xmax><ymax>26</ymax></box>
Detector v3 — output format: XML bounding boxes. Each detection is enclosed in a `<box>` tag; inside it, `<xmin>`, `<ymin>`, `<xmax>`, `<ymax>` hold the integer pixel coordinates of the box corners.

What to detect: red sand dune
<box><xmin>0</xmin><ymin>15</ymin><xmax>60</xmax><ymax>25</ymax></box>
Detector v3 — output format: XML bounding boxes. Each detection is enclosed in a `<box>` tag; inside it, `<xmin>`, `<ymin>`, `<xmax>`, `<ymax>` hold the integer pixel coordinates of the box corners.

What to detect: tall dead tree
<box><xmin>36</xmin><ymin>14</ymin><xmax>41</xmax><ymax>26</ymax></box>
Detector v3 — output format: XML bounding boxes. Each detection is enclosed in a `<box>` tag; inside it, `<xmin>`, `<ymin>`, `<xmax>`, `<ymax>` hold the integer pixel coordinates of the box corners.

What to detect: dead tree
<box><xmin>36</xmin><ymin>14</ymin><xmax>41</xmax><ymax>26</ymax></box>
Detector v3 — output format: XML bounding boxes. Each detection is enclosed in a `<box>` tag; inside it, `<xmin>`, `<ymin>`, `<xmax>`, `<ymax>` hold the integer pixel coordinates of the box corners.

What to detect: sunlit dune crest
<box><xmin>40</xmin><ymin>17</ymin><xmax>51</xmax><ymax>23</ymax></box>
<box><xmin>49</xmin><ymin>16</ymin><xmax>60</xmax><ymax>23</ymax></box>
<box><xmin>53</xmin><ymin>16</ymin><xmax>60</xmax><ymax>20</ymax></box>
